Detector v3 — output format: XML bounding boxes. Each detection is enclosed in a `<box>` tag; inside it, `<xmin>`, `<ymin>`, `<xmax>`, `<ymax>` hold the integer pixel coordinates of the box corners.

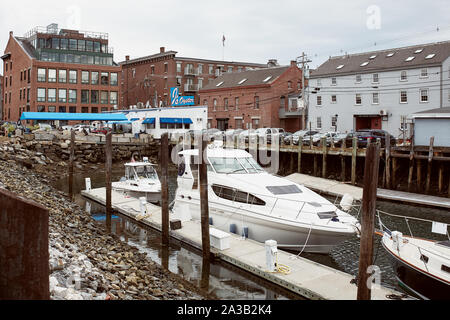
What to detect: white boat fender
<box><xmin>340</xmin><ymin>193</ymin><xmax>354</xmax><ymax>212</ymax></box>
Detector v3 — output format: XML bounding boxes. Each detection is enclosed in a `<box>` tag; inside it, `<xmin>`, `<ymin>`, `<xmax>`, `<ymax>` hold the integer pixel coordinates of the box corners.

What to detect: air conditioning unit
<box><xmin>379</xmin><ymin>109</ymin><xmax>388</xmax><ymax>116</ymax></box>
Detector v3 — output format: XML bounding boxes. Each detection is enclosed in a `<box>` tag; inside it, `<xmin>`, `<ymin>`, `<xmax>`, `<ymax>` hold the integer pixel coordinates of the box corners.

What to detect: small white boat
<box><xmin>171</xmin><ymin>145</ymin><xmax>360</xmax><ymax>254</ymax></box>
<box><xmin>112</xmin><ymin>159</ymin><xmax>161</xmax><ymax>204</ymax></box>
<box><xmin>381</xmin><ymin>231</ymin><xmax>450</xmax><ymax>299</ymax></box>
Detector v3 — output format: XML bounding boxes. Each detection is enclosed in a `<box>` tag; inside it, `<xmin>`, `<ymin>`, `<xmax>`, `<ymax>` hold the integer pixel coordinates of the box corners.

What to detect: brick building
<box><xmin>1</xmin><ymin>24</ymin><xmax>121</xmax><ymax>123</ymax></box>
<box><xmin>119</xmin><ymin>47</ymin><xmax>268</xmax><ymax>108</ymax></box>
<box><xmin>0</xmin><ymin>75</ymin><xmax>3</xmax><ymax>119</ymax></box>
<box><xmin>198</xmin><ymin>61</ymin><xmax>304</xmax><ymax>132</ymax></box>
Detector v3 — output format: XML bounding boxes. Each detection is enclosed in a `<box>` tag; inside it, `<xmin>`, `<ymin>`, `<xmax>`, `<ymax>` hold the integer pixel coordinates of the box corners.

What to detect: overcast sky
<box><xmin>1</xmin><ymin>0</ymin><xmax>450</xmax><ymax>74</ymax></box>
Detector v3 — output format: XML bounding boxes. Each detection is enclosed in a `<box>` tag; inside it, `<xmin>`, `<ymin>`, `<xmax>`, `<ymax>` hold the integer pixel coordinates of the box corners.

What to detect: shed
<box><xmin>412</xmin><ymin>107</ymin><xmax>450</xmax><ymax>147</ymax></box>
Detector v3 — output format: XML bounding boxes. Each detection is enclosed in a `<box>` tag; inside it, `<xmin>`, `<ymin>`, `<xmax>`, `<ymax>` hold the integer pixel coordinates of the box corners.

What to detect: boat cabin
<box><xmin>124</xmin><ymin>162</ymin><xmax>158</xmax><ymax>181</ymax></box>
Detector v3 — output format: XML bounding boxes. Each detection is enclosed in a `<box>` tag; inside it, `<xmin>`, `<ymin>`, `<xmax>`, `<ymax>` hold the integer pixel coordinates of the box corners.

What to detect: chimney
<box><xmin>160</xmin><ymin>47</ymin><xmax>165</xmax><ymax>53</ymax></box>
<box><xmin>9</xmin><ymin>31</ymin><xmax>13</xmax><ymax>37</ymax></box>
<box><xmin>125</xmin><ymin>55</ymin><xmax>130</xmax><ymax>61</ymax></box>
<box><xmin>267</xmin><ymin>59</ymin><xmax>278</xmax><ymax>67</ymax></box>
<box><xmin>290</xmin><ymin>60</ymin><xmax>297</xmax><ymax>67</ymax></box>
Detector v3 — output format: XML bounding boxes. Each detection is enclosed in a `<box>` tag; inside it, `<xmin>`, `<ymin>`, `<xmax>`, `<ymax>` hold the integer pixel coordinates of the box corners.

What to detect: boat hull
<box><xmin>112</xmin><ymin>187</ymin><xmax>161</xmax><ymax>204</ymax></box>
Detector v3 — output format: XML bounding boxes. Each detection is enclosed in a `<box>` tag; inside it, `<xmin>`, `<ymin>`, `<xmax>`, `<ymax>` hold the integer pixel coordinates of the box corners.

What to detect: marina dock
<box><xmin>81</xmin><ymin>187</ymin><xmax>405</xmax><ymax>300</ymax></box>
<box><xmin>286</xmin><ymin>173</ymin><xmax>450</xmax><ymax>209</ymax></box>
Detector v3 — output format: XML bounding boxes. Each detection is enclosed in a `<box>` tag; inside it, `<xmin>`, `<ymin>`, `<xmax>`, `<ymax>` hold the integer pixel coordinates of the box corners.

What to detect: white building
<box><xmin>119</xmin><ymin>106</ymin><xmax>207</xmax><ymax>138</ymax></box>
<box><xmin>308</xmin><ymin>41</ymin><xmax>450</xmax><ymax>138</ymax></box>
<box><xmin>412</xmin><ymin>107</ymin><xmax>450</xmax><ymax>147</ymax></box>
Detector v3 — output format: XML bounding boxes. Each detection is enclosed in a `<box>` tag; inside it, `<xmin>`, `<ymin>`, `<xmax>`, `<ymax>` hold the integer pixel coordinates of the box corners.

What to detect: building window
<box><xmin>400</xmin><ymin>70</ymin><xmax>407</xmax><ymax>81</ymax></box>
<box><xmin>91</xmin><ymin>90</ymin><xmax>99</xmax><ymax>104</ymax></box>
<box><xmin>91</xmin><ymin>71</ymin><xmax>99</xmax><ymax>85</ymax></box>
<box><xmin>37</xmin><ymin>88</ymin><xmax>46</xmax><ymax>102</ymax></box>
<box><xmin>81</xmin><ymin>90</ymin><xmax>89</xmax><ymax>104</ymax></box>
<box><xmin>48</xmin><ymin>88</ymin><xmax>56</xmax><ymax>102</ymax></box>
<box><xmin>91</xmin><ymin>107</ymin><xmax>98</xmax><ymax>113</ymax></box>
<box><xmin>37</xmin><ymin>106</ymin><xmax>45</xmax><ymax>112</ymax></box>
<box><xmin>176</xmin><ymin>62</ymin><xmax>182</xmax><ymax>73</ymax></box>
<box><xmin>110</xmin><ymin>73</ymin><xmax>118</xmax><ymax>86</ymax></box>
<box><xmin>224</xmin><ymin>98</ymin><xmax>228</xmax><ymax>111</ymax></box>
<box><xmin>317</xmin><ymin>96</ymin><xmax>322</xmax><ymax>106</ymax></box>
<box><xmin>100</xmin><ymin>91</ymin><xmax>109</xmax><ymax>104</ymax></box>
<box><xmin>355</xmin><ymin>74</ymin><xmax>362</xmax><ymax>83</ymax></box>
<box><xmin>58</xmin><ymin>69</ymin><xmax>67</xmax><ymax>83</ymax></box>
<box><xmin>151</xmin><ymin>66</ymin><xmax>155</xmax><ymax>74</ymax></box>
<box><xmin>58</xmin><ymin>106</ymin><xmax>66</xmax><ymax>113</ymax></box>
<box><xmin>176</xmin><ymin>77</ymin><xmax>182</xmax><ymax>87</ymax></box>
<box><xmin>372</xmin><ymin>73</ymin><xmax>379</xmax><ymax>83</ymax></box>
<box><xmin>400</xmin><ymin>90</ymin><xmax>408</xmax><ymax>103</ymax></box>
<box><xmin>331</xmin><ymin>116</ymin><xmax>337</xmax><ymax>128</ymax></box>
<box><xmin>48</xmin><ymin>106</ymin><xmax>56</xmax><ymax>112</ymax></box>
<box><xmin>164</xmin><ymin>63</ymin><xmax>168</xmax><ymax>73</ymax></box>
<box><xmin>355</xmin><ymin>94</ymin><xmax>362</xmax><ymax>105</ymax></box>
<box><xmin>235</xmin><ymin>97</ymin><xmax>239</xmax><ymax>111</ymax></box>
<box><xmin>81</xmin><ymin>71</ymin><xmax>89</xmax><ymax>84</ymax></box>
<box><xmin>48</xmin><ymin>69</ymin><xmax>57</xmax><ymax>82</ymax></box>
<box><xmin>372</xmin><ymin>92</ymin><xmax>379</xmax><ymax>104</ymax></box>
<box><xmin>252</xmin><ymin>118</ymin><xmax>260</xmax><ymax>129</ymax></box>
<box><xmin>198</xmin><ymin>78</ymin><xmax>203</xmax><ymax>89</ymax></box>
<box><xmin>254</xmin><ymin>96</ymin><xmax>260</xmax><ymax>109</ymax></box>
<box><xmin>198</xmin><ymin>64</ymin><xmax>203</xmax><ymax>74</ymax></box>
<box><xmin>235</xmin><ymin>119</ymin><xmax>243</xmax><ymax>129</ymax></box>
<box><xmin>101</xmin><ymin>72</ymin><xmax>109</xmax><ymax>85</ymax></box>
<box><xmin>209</xmin><ymin>65</ymin><xmax>214</xmax><ymax>74</ymax></box>
<box><xmin>58</xmin><ymin>89</ymin><xmax>67</xmax><ymax>103</ymax></box>
<box><xmin>420</xmin><ymin>89</ymin><xmax>429</xmax><ymax>102</ymax></box>
<box><xmin>331</xmin><ymin>95</ymin><xmax>337</xmax><ymax>103</ymax></box>
<box><xmin>280</xmin><ymin>96</ymin><xmax>286</xmax><ymax>109</ymax></box>
<box><xmin>82</xmin><ymin>107</ymin><xmax>89</xmax><ymax>113</ymax></box>
<box><xmin>213</xmin><ymin>98</ymin><xmax>217</xmax><ymax>111</ymax></box>
<box><xmin>69</xmin><ymin>106</ymin><xmax>76</xmax><ymax>113</ymax></box>
<box><xmin>37</xmin><ymin>68</ymin><xmax>46</xmax><ymax>82</ymax></box>
<box><xmin>227</xmin><ymin>66</ymin><xmax>233</xmax><ymax>73</ymax></box>
<box><xmin>69</xmin><ymin>89</ymin><xmax>77</xmax><ymax>103</ymax></box>
<box><xmin>420</xmin><ymin>68</ymin><xmax>428</xmax><ymax>78</ymax></box>
<box><xmin>331</xmin><ymin>77</ymin><xmax>337</xmax><ymax>86</ymax></box>
<box><xmin>316</xmin><ymin>117</ymin><xmax>322</xmax><ymax>129</ymax></box>
<box><xmin>69</xmin><ymin>70</ymin><xmax>77</xmax><ymax>84</ymax></box>
<box><xmin>110</xmin><ymin>91</ymin><xmax>118</xmax><ymax>104</ymax></box>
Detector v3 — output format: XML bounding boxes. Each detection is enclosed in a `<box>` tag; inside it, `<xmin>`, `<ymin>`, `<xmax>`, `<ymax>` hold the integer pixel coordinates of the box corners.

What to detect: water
<box><xmin>53</xmin><ymin>162</ymin><xmax>450</xmax><ymax>298</ymax></box>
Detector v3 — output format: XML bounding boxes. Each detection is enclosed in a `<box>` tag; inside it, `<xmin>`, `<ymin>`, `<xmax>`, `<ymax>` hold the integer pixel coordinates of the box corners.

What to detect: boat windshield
<box><xmin>209</xmin><ymin>157</ymin><xmax>263</xmax><ymax>174</ymax></box>
<box><xmin>127</xmin><ymin>165</ymin><xmax>157</xmax><ymax>180</ymax></box>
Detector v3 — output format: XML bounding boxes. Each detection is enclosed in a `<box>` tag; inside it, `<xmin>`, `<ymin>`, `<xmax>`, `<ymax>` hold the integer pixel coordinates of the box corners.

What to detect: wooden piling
<box><xmin>425</xmin><ymin>136</ymin><xmax>434</xmax><ymax>194</ymax></box>
<box><xmin>161</xmin><ymin>132</ymin><xmax>169</xmax><ymax>246</ymax></box>
<box><xmin>351</xmin><ymin>137</ymin><xmax>357</xmax><ymax>185</ymax></box>
<box><xmin>407</xmin><ymin>140</ymin><xmax>415</xmax><ymax>192</ymax></box>
<box><xmin>322</xmin><ymin>137</ymin><xmax>327</xmax><ymax>178</ymax></box>
<box><xmin>199</xmin><ymin>137</ymin><xmax>211</xmax><ymax>259</ymax></box>
<box><xmin>438</xmin><ymin>161</ymin><xmax>444</xmax><ymax>193</ymax></box>
<box><xmin>68</xmin><ymin>130</ymin><xmax>75</xmax><ymax>200</ymax></box>
<box><xmin>357</xmin><ymin>141</ymin><xmax>380</xmax><ymax>300</ymax></box>
<box><xmin>385</xmin><ymin>133</ymin><xmax>391</xmax><ymax>189</ymax></box>
<box><xmin>340</xmin><ymin>140</ymin><xmax>346</xmax><ymax>182</ymax></box>
<box><xmin>105</xmin><ymin>132</ymin><xmax>112</xmax><ymax>231</ymax></box>
<box><xmin>417</xmin><ymin>158</ymin><xmax>422</xmax><ymax>190</ymax></box>
<box><xmin>297</xmin><ymin>141</ymin><xmax>302</xmax><ymax>173</ymax></box>
<box><xmin>313</xmin><ymin>154</ymin><xmax>318</xmax><ymax>177</ymax></box>
<box><xmin>392</xmin><ymin>157</ymin><xmax>397</xmax><ymax>190</ymax></box>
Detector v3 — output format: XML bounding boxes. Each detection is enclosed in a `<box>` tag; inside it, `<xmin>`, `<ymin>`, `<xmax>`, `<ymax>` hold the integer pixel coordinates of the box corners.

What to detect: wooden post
<box><xmin>385</xmin><ymin>133</ymin><xmax>391</xmax><ymax>189</ymax></box>
<box><xmin>407</xmin><ymin>140</ymin><xmax>415</xmax><ymax>192</ymax></box>
<box><xmin>68</xmin><ymin>130</ymin><xmax>75</xmax><ymax>200</ymax></box>
<box><xmin>199</xmin><ymin>137</ymin><xmax>211</xmax><ymax>259</ymax></box>
<box><xmin>297</xmin><ymin>141</ymin><xmax>302</xmax><ymax>173</ymax></box>
<box><xmin>425</xmin><ymin>136</ymin><xmax>434</xmax><ymax>194</ymax></box>
<box><xmin>417</xmin><ymin>159</ymin><xmax>422</xmax><ymax>190</ymax></box>
<box><xmin>161</xmin><ymin>132</ymin><xmax>169</xmax><ymax>246</ymax></box>
<box><xmin>340</xmin><ymin>139</ymin><xmax>346</xmax><ymax>182</ymax></box>
<box><xmin>438</xmin><ymin>161</ymin><xmax>444</xmax><ymax>193</ymax></box>
<box><xmin>313</xmin><ymin>154</ymin><xmax>318</xmax><ymax>176</ymax></box>
<box><xmin>351</xmin><ymin>136</ymin><xmax>357</xmax><ymax>185</ymax></box>
<box><xmin>392</xmin><ymin>157</ymin><xmax>397</xmax><ymax>190</ymax></box>
<box><xmin>357</xmin><ymin>141</ymin><xmax>380</xmax><ymax>300</ymax></box>
<box><xmin>322</xmin><ymin>137</ymin><xmax>327</xmax><ymax>178</ymax></box>
<box><xmin>290</xmin><ymin>153</ymin><xmax>295</xmax><ymax>174</ymax></box>
<box><xmin>105</xmin><ymin>132</ymin><xmax>112</xmax><ymax>231</ymax></box>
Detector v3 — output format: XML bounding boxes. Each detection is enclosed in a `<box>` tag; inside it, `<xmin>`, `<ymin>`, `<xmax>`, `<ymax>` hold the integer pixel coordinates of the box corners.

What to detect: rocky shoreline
<box><xmin>0</xmin><ymin>138</ymin><xmax>214</xmax><ymax>300</ymax></box>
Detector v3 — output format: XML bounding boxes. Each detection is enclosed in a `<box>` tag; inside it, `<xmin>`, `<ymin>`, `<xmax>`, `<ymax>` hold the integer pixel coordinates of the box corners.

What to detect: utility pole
<box><xmin>297</xmin><ymin>52</ymin><xmax>311</xmax><ymax>130</ymax></box>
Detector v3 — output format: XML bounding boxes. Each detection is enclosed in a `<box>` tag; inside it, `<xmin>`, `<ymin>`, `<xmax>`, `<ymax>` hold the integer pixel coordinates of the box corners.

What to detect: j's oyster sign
<box><xmin>170</xmin><ymin>87</ymin><xmax>195</xmax><ymax>106</ymax></box>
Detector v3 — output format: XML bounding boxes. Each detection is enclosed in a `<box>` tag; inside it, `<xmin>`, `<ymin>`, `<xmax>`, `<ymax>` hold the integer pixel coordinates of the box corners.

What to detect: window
<box><xmin>317</xmin><ymin>96</ymin><xmax>322</xmax><ymax>106</ymax></box>
<box><xmin>372</xmin><ymin>73</ymin><xmax>379</xmax><ymax>83</ymax></box>
<box><xmin>372</xmin><ymin>92</ymin><xmax>379</xmax><ymax>104</ymax></box>
<box><xmin>69</xmin><ymin>70</ymin><xmax>77</xmax><ymax>84</ymax></box>
<box><xmin>235</xmin><ymin>118</ymin><xmax>243</xmax><ymax>129</ymax></box>
<box><xmin>59</xmin><ymin>106</ymin><xmax>66</xmax><ymax>113</ymax></box>
<box><xmin>420</xmin><ymin>89</ymin><xmax>429</xmax><ymax>102</ymax></box>
<box><xmin>400</xmin><ymin>70</ymin><xmax>407</xmax><ymax>81</ymax></box>
<box><xmin>37</xmin><ymin>68</ymin><xmax>46</xmax><ymax>82</ymax></box>
<box><xmin>198</xmin><ymin>64</ymin><xmax>203</xmax><ymax>74</ymax></box>
<box><xmin>211</xmin><ymin>184</ymin><xmax>265</xmax><ymax>206</ymax></box>
<box><xmin>198</xmin><ymin>78</ymin><xmax>203</xmax><ymax>89</ymax></box>
<box><xmin>251</xmin><ymin>118</ymin><xmax>259</xmax><ymax>129</ymax></box>
<box><xmin>78</xmin><ymin>40</ymin><xmax>85</xmax><ymax>51</ymax></box>
<box><xmin>227</xmin><ymin>66</ymin><xmax>233</xmax><ymax>73</ymax></box>
<box><xmin>37</xmin><ymin>106</ymin><xmax>45</xmax><ymax>112</ymax></box>
<box><xmin>420</xmin><ymin>68</ymin><xmax>428</xmax><ymax>78</ymax></box>
<box><xmin>238</xmin><ymin>78</ymin><xmax>247</xmax><ymax>85</ymax></box>
<box><xmin>331</xmin><ymin>77</ymin><xmax>337</xmax><ymax>85</ymax></box>
<box><xmin>280</xmin><ymin>96</ymin><xmax>286</xmax><ymax>108</ymax></box>
<box><xmin>110</xmin><ymin>91</ymin><xmax>118</xmax><ymax>104</ymax></box>
<box><xmin>100</xmin><ymin>91</ymin><xmax>108</xmax><ymax>104</ymax></box>
<box><xmin>213</xmin><ymin>98</ymin><xmax>217</xmax><ymax>111</ymax></box>
<box><xmin>355</xmin><ymin>74</ymin><xmax>361</xmax><ymax>83</ymax></box>
<box><xmin>110</xmin><ymin>73</ymin><xmax>118</xmax><ymax>86</ymax></box>
<box><xmin>405</xmin><ymin>56</ymin><xmax>415</xmax><ymax>62</ymax></box>
<box><xmin>355</xmin><ymin>94</ymin><xmax>362</xmax><ymax>105</ymax></box>
<box><xmin>69</xmin><ymin>106</ymin><xmax>76</xmax><ymax>113</ymax></box>
<box><xmin>331</xmin><ymin>95</ymin><xmax>337</xmax><ymax>103</ymax></box>
<box><xmin>37</xmin><ymin>88</ymin><xmax>46</xmax><ymax>102</ymax></box>
<box><xmin>224</xmin><ymin>98</ymin><xmax>228</xmax><ymax>111</ymax></box>
<box><xmin>58</xmin><ymin>89</ymin><xmax>67</xmax><ymax>103</ymax></box>
<box><xmin>331</xmin><ymin>116</ymin><xmax>337</xmax><ymax>128</ymax></box>
<box><xmin>48</xmin><ymin>88</ymin><xmax>56</xmax><ymax>102</ymax></box>
<box><xmin>69</xmin><ymin>39</ymin><xmax>77</xmax><ymax>50</ymax></box>
<box><xmin>400</xmin><ymin>90</ymin><xmax>408</xmax><ymax>103</ymax></box>
<box><xmin>82</xmin><ymin>107</ymin><xmax>89</xmax><ymax>113</ymax></box>
<box><xmin>360</xmin><ymin>61</ymin><xmax>369</xmax><ymax>67</ymax></box>
<box><xmin>91</xmin><ymin>107</ymin><xmax>98</xmax><ymax>113</ymax></box>
<box><xmin>316</xmin><ymin>117</ymin><xmax>322</xmax><ymax>129</ymax></box>
<box><xmin>91</xmin><ymin>71</ymin><xmax>99</xmax><ymax>85</ymax></box>
<box><xmin>69</xmin><ymin>89</ymin><xmax>77</xmax><ymax>103</ymax></box>
<box><xmin>81</xmin><ymin>90</ymin><xmax>89</xmax><ymax>104</ymax></box>
<box><xmin>151</xmin><ymin>66</ymin><xmax>155</xmax><ymax>74</ymax></box>
<box><xmin>176</xmin><ymin>62</ymin><xmax>182</xmax><ymax>73</ymax></box>
<box><xmin>58</xmin><ymin>69</ymin><xmax>67</xmax><ymax>83</ymax></box>
<box><xmin>48</xmin><ymin>106</ymin><xmax>56</xmax><ymax>112</ymax></box>
<box><xmin>60</xmin><ymin>38</ymin><xmax>68</xmax><ymax>50</ymax></box>
<box><xmin>209</xmin><ymin>65</ymin><xmax>214</xmax><ymax>74</ymax></box>
<box><xmin>254</xmin><ymin>96</ymin><xmax>259</xmax><ymax>109</ymax></box>
<box><xmin>336</xmin><ymin>64</ymin><xmax>344</xmax><ymax>70</ymax></box>
<box><xmin>164</xmin><ymin>63</ymin><xmax>168</xmax><ymax>73</ymax></box>
<box><xmin>81</xmin><ymin>71</ymin><xmax>89</xmax><ymax>84</ymax></box>
<box><xmin>91</xmin><ymin>90</ymin><xmax>99</xmax><ymax>104</ymax></box>
<box><xmin>93</xmin><ymin>42</ymin><xmax>100</xmax><ymax>53</ymax></box>
<box><xmin>288</xmin><ymin>81</ymin><xmax>292</xmax><ymax>89</ymax></box>
<box><xmin>235</xmin><ymin>97</ymin><xmax>239</xmax><ymax>110</ymax></box>
<box><xmin>48</xmin><ymin>69</ymin><xmax>57</xmax><ymax>82</ymax></box>
<box><xmin>425</xmin><ymin>53</ymin><xmax>436</xmax><ymax>59</ymax></box>
<box><xmin>101</xmin><ymin>72</ymin><xmax>109</xmax><ymax>85</ymax></box>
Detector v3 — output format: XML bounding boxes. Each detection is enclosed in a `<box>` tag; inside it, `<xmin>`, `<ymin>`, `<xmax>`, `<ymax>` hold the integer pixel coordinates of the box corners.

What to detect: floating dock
<box><xmin>81</xmin><ymin>187</ymin><xmax>406</xmax><ymax>300</ymax></box>
<box><xmin>286</xmin><ymin>173</ymin><xmax>450</xmax><ymax>210</ymax></box>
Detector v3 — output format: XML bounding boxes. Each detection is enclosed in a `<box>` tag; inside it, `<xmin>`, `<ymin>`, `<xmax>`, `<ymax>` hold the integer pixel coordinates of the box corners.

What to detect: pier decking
<box><xmin>81</xmin><ymin>187</ymin><xmax>405</xmax><ymax>300</ymax></box>
<box><xmin>286</xmin><ymin>173</ymin><xmax>450</xmax><ymax>209</ymax></box>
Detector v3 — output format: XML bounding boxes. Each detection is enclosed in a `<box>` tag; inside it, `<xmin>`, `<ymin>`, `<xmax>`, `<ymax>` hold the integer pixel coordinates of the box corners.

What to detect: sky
<box><xmin>1</xmin><ymin>0</ymin><xmax>450</xmax><ymax>74</ymax></box>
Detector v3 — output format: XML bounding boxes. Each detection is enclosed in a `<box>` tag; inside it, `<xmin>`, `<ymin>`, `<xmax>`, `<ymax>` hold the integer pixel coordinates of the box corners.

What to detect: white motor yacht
<box><xmin>171</xmin><ymin>145</ymin><xmax>360</xmax><ymax>254</ymax></box>
<box><xmin>112</xmin><ymin>159</ymin><xmax>161</xmax><ymax>204</ymax></box>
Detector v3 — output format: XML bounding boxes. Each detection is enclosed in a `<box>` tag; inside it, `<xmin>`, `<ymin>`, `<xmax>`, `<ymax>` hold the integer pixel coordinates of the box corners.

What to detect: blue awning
<box><xmin>20</xmin><ymin>112</ymin><xmax>128</xmax><ymax>122</ymax></box>
<box><xmin>160</xmin><ymin>117</ymin><xmax>192</xmax><ymax>124</ymax></box>
<box><xmin>142</xmin><ymin>118</ymin><xmax>155</xmax><ymax>124</ymax></box>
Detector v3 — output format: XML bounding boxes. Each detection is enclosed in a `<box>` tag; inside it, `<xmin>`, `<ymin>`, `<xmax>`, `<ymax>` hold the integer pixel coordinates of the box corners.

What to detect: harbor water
<box><xmin>52</xmin><ymin>161</ymin><xmax>450</xmax><ymax>298</ymax></box>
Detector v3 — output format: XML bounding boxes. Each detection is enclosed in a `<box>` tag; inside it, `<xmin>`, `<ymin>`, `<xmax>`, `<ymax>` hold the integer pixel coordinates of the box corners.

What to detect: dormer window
<box><xmin>216</xmin><ymin>81</ymin><xmax>224</xmax><ymax>87</ymax></box>
<box><xmin>360</xmin><ymin>61</ymin><xmax>369</xmax><ymax>67</ymax></box>
<box><xmin>386</xmin><ymin>52</ymin><xmax>395</xmax><ymax>57</ymax></box>
<box><xmin>263</xmin><ymin>76</ymin><xmax>272</xmax><ymax>83</ymax></box>
<box><xmin>414</xmin><ymin>49</ymin><xmax>423</xmax><ymax>54</ymax></box>
<box><xmin>238</xmin><ymin>78</ymin><xmax>247</xmax><ymax>85</ymax></box>
<box><xmin>405</xmin><ymin>56</ymin><xmax>415</xmax><ymax>62</ymax></box>
<box><xmin>425</xmin><ymin>53</ymin><xmax>436</xmax><ymax>59</ymax></box>
<box><xmin>336</xmin><ymin>64</ymin><xmax>344</xmax><ymax>70</ymax></box>
<box><xmin>369</xmin><ymin>55</ymin><xmax>376</xmax><ymax>59</ymax></box>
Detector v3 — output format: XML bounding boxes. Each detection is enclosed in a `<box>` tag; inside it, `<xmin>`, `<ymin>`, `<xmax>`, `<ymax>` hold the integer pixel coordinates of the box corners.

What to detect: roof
<box><xmin>119</xmin><ymin>51</ymin><xmax>178</xmax><ymax>66</ymax></box>
<box><xmin>175</xmin><ymin>56</ymin><xmax>266</xmax><ymax>68</ymax></box>
<box><xmin>310</xmin><ymin>41</ymin><xmax>450</xmax><ymax>78</ymax></box>
<box><xmin>20</xmin><ymin>112</ymin><xmax>128</xmax><ymax>121</ymax></box>
<box><xmin>200</xmin><ymin>66</ymin><xmax>290</xmax><ymax>91</ymax></box>
<box><xmin>412</xmin><ymin>107</ymin><xmax>450</xmax><ymax>118</ymax></box>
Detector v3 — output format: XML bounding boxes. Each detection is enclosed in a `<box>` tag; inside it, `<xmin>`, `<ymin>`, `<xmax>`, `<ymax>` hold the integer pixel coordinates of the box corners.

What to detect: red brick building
<box><xmin>119</xmin><ymin>47</ymin><xmax>268</xmax><ymax>108</ymax></box>
<box><xmin>1</xmin><ymin>24</ymin><xmax>121</xmax><ymax>123</ymax></box>
<box><xmin>0</xmin><ymin>75</ymin><xmax>3</xmax><ymax>119</ymax></box>
<box><xmin>199</xmin><ymin>61</ymin><xmax>304</xmax><ymax>132</ymax></box>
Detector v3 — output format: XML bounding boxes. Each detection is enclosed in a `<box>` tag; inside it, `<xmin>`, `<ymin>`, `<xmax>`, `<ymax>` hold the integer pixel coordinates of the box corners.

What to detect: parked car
<box><xmin>281</xmin><ymin>132</ymin><xmax>294</xmax><ymax>145</ymax></box>
<box><xmin>332</xmin><ymin>133</ymin><xmax>350</xmax><ymax>147</ymax></box>
<box><xmin>345</xmin><ymin>129</ymin><xmax>396</xmax><ymax>148</ymax></box>
<box><xmin>91</xmin><ymin>127</ymin><xmax>112</xmax><ymax>135</ymax></box>
<box><xmin>303</xmin><ymin>132</ymin><xmax>337</xmax><ymax>146</ymax></box>
<box><xmin>291</xmin><ymin>130</ymin><xmax>319</xmax><ymax>145</ymax></box>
